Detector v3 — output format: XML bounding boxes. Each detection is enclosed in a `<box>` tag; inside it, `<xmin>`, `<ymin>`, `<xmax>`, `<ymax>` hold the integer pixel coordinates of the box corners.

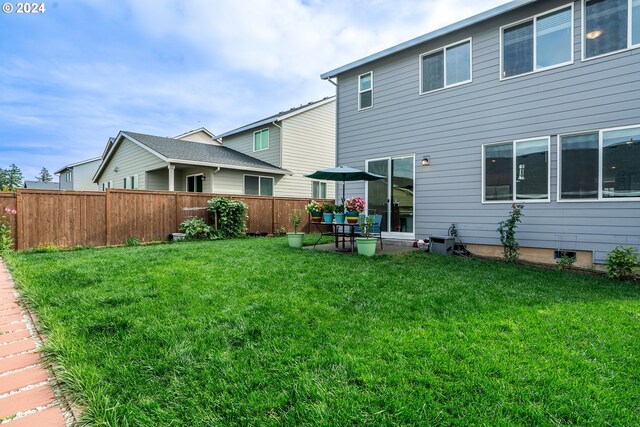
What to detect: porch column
<box><xmin>168</xmin><ymin>164</ymin><xmax>175</xmax><ymax>191</ymax></box>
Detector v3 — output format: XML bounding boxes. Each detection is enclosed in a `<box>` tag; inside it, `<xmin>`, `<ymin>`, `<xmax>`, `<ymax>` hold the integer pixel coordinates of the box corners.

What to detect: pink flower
<box><xmin>11</xmin><ymin>210</ymin><xmax>16</xmax><ymax>215</ymax></box>
<box><xmin>3</xmin><ymin>207</ymin><xmax>9</xmax><ymax>213</ymax></box>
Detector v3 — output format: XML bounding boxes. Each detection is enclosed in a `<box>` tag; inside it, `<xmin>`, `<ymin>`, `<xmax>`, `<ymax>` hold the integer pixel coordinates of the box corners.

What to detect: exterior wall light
<box><xmin>422</xmin><ymin>156</ymin><xmax>431</xmax><ymax>166</ymax></box>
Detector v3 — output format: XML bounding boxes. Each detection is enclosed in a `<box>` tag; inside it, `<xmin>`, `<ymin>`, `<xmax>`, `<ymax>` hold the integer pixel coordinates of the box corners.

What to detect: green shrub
<box><xmin>207</xmin><ymin>198</ymin><xmax>248</xmax><ymax>238</ymax></box>
<box><xmin>497</xmin><ymin>203</ymin><xmax>524</xmax><ymax>263</ymax></box>
<box><xmin>605</xmin><ymin>246</ymin><xmax>639</xmax><ymax>281</ymax></box>
<box><xmin>556</xmin><ymin>251</ymin><xmax>576</xmax><ymax>271</ymax></box>
<box><xmin>0</xmin><ymin>207</ymin><xmax>16</xmax><ymax>252</ymax></box>
<box><xmin>125</xmin><ymin>237</ymin><xmax>141</xmax><ymax>246</ymax></box>
<box><xmin>179</xmin><ymin>218</ymin><xmax>211</xmax><ymax>240</ymax></box>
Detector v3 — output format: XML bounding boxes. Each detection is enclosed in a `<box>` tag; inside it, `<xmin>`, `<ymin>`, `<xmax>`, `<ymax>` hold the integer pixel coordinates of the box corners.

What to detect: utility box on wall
<box><xmin>430</xmin><ymin>236</ymin><xmax>455</xmax><ymax>255</ymax></box>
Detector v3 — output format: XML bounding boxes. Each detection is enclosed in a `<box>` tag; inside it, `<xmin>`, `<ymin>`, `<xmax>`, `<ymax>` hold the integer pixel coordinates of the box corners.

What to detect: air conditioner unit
<box><xmin>429</xmin><ymin>236</ymin><xmax>455</xmax><ymax>255</ymax></box>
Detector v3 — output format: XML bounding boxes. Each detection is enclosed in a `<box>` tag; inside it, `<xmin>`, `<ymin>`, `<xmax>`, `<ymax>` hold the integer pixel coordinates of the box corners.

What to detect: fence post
<box><xmin>15</xmin><ymin>190</ymin><xmax>23</xmax><ymax>250</ymax></box>
<box><xmin>271</xmin><ymin>197</ymin><xmax>276</xmax><ymax>235</ymax></box>
<box><xmin>105</xmin><ymin>189</ymin><xmax>111</xmax><ymax>246</ymax></box>
<box><xmin>175</xmin><ymin>192</ymin><xmax>180</xmax><ymax>232</ymax></box>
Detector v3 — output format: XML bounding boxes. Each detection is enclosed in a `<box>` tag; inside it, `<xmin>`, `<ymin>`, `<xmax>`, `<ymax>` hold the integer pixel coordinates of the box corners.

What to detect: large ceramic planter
<box><xmin>322</xmin><ymin>213</ymin><xmax>334</xmax><ymax>223</ymax></box>
<box><xmin>287</xmin><ymin>232</ymin><xmax>305</xmax><ymax>249</ymax></box>
<box><xmin>334</xmin><ymin>213</ymin><xmax>346</xmax><ymax>224</ymax></box>
<box><xmin>310</xmin><ymin>212</ymin><xmax>322</xmax><ymax>223</ymax></box>
<box><xmin>346</xmin><ymin>212</ymin><xmax>359</xmax><ymax>224</ymax></box>
<box><xmin>356</xmin><ymin>237</ymin><xmax>377</xmax><ymax>257</ymax></box>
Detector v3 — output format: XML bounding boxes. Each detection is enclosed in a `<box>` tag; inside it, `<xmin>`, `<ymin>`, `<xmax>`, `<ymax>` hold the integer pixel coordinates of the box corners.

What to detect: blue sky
<box><xmin>0</xmin><ymin>0</ymin><xmax>504</xmax><ymax>182</ymax></box>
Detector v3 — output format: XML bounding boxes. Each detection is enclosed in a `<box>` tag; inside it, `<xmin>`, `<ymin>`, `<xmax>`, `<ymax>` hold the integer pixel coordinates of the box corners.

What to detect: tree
<box><xmin>0</xmin><ymin>164</ymin><xmax>23</xmax><ymax>190</ymax></box>
<box><xmin>36</xmin><ymin>167</ymin><xmax>53</xmax><ymax>182</ymax></box>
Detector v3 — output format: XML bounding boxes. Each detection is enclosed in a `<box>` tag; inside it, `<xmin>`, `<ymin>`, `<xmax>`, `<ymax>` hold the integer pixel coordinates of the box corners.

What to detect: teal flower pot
<box><xmin>322</xmin><ymin>213</ymin><xmax>334</xmax><ymax>223</ymax></box>
<box><xmin>335</xmin><ymin>213</ymin><xmax>346</xmax><ymax>223</ymax></box>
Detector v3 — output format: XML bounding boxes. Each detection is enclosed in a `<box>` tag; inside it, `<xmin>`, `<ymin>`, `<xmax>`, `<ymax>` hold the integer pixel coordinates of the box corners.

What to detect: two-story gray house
<box><xmin>55</xmin><ymin>157</ymin><xmax>101</xmax><ymax>191</ymax></box>
<box><xmin>321</xmin><ymin>0</ymin><xmax>639</xmax><ymax>267</ymax></box>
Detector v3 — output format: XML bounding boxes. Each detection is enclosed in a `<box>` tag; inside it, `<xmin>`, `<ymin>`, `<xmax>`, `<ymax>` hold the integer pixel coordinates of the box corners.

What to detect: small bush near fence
<box><xmin>207</xmin><ymin>197</ymin><xmax>248</xmax><ymax>238</ymax></box>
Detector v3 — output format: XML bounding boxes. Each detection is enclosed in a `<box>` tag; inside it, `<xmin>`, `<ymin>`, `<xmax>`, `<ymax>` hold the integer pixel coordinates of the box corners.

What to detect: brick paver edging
<box><xmin>0</xmin><ymin>259</ymin><xmax>73</xmax><ymax>426</ymax></box>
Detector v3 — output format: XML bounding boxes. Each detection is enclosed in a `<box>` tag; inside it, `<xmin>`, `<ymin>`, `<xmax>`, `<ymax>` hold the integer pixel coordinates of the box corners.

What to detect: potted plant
<box><xmin>344</xmin><ymin>197</ymin><xmax>366</xmax><ymax>224</ymax></box>
<box><xmin>355</xmin><ymin>215</ymin><xmax>377</xmax><ymax>257</ymax></box>
<box><xmin>334</xmin><ymin>203</ymin><xmax>346</xmax><ymax>224</ymax></box>
<box><xmin>322</xmin><ymin>203</ymin><xmax>335</xmax><ymax>223</ymax></box>
<box><xmin>305</xmin><ymin>200</ymin><xmax>322</xmax><ymax>223</ymax></box>
<box><xmin>287</xmin><ymin>209</ymin><xmax>304</xmax><ymax>249</ymax></box>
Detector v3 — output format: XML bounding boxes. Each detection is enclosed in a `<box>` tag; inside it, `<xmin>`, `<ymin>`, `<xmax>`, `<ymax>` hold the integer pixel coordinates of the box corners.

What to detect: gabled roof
<box><xmin>321</xmin><ymin>0</ymin><xmax>536</xmax><ymax>79</ymax></box>
<box><xmin>93</xmin><ymin>131</ymin><xmax>289</xmax><ymax>182</ymax></box>
<box><xmin>54</xmin><ymin>157</ymin><xmax>102</xmax><ymax>175</ymax></box>
<box><xmin>23</xmin><ymin>181</ymin><xmax>59</xmax><ymax>190</ymax></box>
<box><xmin>217</xmin><ymin>96</ymin><xmax>335</xmax><ymax>139</ymax></box>
<box><xmin>173</xmin><ymin>127</ymin><xmax>216</xmax><ymax>140</ymax></box>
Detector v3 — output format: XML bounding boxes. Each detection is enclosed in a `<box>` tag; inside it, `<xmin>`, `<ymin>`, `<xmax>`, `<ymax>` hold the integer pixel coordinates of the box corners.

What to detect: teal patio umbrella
<box><xmin>304</xmin><ymin>166</ymin><xmax>384</xmax><ymax>202</ymax></box>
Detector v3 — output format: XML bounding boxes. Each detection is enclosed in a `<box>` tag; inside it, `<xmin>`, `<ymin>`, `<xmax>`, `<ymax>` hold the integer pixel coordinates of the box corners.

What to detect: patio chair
<box><xmin>354</xmin><ymin>214</ymin><xmax>383</xmax><ymax>249</ymax></box>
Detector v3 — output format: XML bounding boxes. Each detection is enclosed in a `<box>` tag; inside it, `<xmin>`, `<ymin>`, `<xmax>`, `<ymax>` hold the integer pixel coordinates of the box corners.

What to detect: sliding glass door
<box><xmin>366</xmin><ymin>156</ymin><xmax>415</xmax><ymax>238</ymax></box>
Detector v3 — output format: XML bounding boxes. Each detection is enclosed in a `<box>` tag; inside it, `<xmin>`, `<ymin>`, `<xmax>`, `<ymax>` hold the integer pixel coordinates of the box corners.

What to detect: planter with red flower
<box><xmin>344</xmin><ymin>197</ymin><xmax>365</xmax><ymax>224</ymax></box>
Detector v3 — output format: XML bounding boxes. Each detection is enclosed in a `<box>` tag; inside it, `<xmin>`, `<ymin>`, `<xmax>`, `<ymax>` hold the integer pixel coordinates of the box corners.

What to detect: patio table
<box><xmin>312</xmin><ymin>222</ymin><xmax>359</xmax><ymax>253</ymax></box>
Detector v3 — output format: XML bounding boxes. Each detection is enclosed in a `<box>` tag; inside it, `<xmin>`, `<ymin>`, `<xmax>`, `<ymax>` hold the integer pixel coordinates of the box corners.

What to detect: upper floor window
<box><xmin>584</xmin><ymin>0</ymin><xmax>640</xmax><ymax>59</ymax></box>
<box><xmin>483</xmin><ymin>137</ymin><xmax>550</xmax><ymax>202</ymax></box>
<box><xmin>244</xmin><ymin>175</ymin><xmax>274</xmax><ymax>196</ymax></box>
<box><xmin>559</xmin><ymin>125</ymin><xmax>640</xmax><ymax>200</ymax></box>
<box><xmin>358</xmin><ymin>72</ymin><xmax>373</xmax><ymax>110</ymax></box>
<box><xmin>420</xmin><ymin>39</ymin><xmax>472</xmax><ymax>93</ymax></box>
<box><xmin>253</xmin><ymin>128</ymin><xmax>269</xmax><ymax>152</ymax></box>
<box><xmin>501</xmin><ymin>5</ymin><xmax>573</xmax><ymax>78</ymax></box>
<box><xmin>65</xmin><ymin>171</ymin><xmax>72</xmax><ymax>182</ymax></box>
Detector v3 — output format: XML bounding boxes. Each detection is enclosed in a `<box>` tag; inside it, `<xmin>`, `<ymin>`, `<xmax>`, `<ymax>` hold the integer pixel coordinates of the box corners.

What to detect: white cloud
<box><xmin>1</xmin><ymin>0</ymin><xmax>509</xmax><ymax>180</ymax></box>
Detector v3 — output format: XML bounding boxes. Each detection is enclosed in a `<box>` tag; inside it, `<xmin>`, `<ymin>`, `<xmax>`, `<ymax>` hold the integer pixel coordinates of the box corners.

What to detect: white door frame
<box><xmin>365</xmin><ymin>154</ymin><xmax>416</xmax><ymax>240</ymax></box>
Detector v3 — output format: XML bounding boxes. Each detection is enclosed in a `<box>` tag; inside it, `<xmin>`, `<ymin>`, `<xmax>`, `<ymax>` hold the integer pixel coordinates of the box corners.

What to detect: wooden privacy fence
<box><xmin>1</xmin><ymin>189</ymin><xmax>330</xmax><ymax>250</ymax></box>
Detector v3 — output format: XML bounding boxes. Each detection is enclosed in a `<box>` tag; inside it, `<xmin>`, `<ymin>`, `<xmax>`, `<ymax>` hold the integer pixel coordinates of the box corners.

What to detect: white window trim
<box><xmin>481</xmin><ymin>136</ymin><xmax>551</xmax><ymax>204</ymax></box>
<box><xmin>253</xmin><ymin>128</ymin><xmax>269</xmax><ymax>152</ymax></box>
<box><xmin>107</xmin><ymin>181</ymin><xmax>113</xmax><ymax>189</ymax></box>
<box><xmin>358</xmin><ymin>71</ymin><xmax>374</xmax><ymax>111</ymax></box>
<box><xmin>312</xmin><ymin>181</ymin><xmax>327</xmax><ymax>199</ymax></box>
<box><xmin>123</xmin><ymin>177</ymin><xmax>129</xmax><ymax>189</ymax></box>
<box><xmin>419</xmin><ymin>38</ymin><xmax>473</xmax><ymax>95</ymax></box>
<box><xmin>557</xmin><ymin>124</ymin><xmax>640</xmax><ymax>202</ymax></box>
<box><xmin>131</xmin><ymin>175</ymin><xmax>139</xmax><ymax>190</ymax></box>
<box><xmin>243</xmin><ymin>174</ymin><xmax>274</xmax><ymax>196</ymax></box>
<box><xmin>582</xmin><ymin>0</ymin><xmax>640</xmax><ymax>61</ymax></box>
<box><xmin>186</xmin><ymin>173</ymin><xmax>204</xmax><ymax>192</ymax></box>
<box><xmin>364</xmin><ymin>154</ymin><xmax>416</xmax><ymax>240</ymax></box>
<box><xmin>499</xmin><ymin>3</ymin><xmax>575</xmax><ymax>81</ymax></box>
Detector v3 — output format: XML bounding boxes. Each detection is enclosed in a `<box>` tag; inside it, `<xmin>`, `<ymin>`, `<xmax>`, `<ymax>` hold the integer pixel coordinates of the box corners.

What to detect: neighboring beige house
<box><xmin>55</xmin><ymin>157</ymin><xmax>101</xmax><ymax>191</ymax></box>
<box><xmin>92</xmin><ymin>129</ymin><xmax>289</xmax><ymax>193</ymax></box>
<box><xmin>92</xmin><ymin>98</ymin><xmax>336</xmax><ymax>197</ymax></box>
<box><xmin>217</xmin><ymin>96</ymin><xmax>336</xmax><ymax>198</ymax></box>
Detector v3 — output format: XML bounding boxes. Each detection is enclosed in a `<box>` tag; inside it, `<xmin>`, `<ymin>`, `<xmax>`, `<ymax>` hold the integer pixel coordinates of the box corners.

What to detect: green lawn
<box><xmin>5</xmin><ymin>237</ymin><xmax>640</xmax><ymax>426</ymax></box>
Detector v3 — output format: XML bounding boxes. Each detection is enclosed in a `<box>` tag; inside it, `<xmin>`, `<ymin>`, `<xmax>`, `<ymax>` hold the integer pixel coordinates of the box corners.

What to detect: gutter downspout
<box><xmin>209</xmin><ymin>166</ymin><xmax>220</xmax><ymax>193</ymax></box>
<box><xmin>324</xmin><ymin>76</ymin><xmax>339</xmax><ymax>201</ymax></box>
<box><xmin>324</xmin><ymin>77</ymin><xmax>337</xmax><ymax>87</ymax></box>
<box><xmin>271</xmin><ymin>120</ymin><xmax>283</xmax><ymax>167</ymax></box>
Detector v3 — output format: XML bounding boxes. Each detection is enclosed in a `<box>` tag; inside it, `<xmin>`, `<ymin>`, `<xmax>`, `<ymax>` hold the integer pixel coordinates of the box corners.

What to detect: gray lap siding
<box><xmin>335</xmin><ymin>0</ymin><xmax>640</xmax><ymax>263</ymax></box>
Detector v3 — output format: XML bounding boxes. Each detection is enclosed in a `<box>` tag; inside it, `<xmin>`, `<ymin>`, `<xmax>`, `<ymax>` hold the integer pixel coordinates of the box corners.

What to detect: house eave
<box><xmin>320</xmin><ymin>0</ymin><xmax>536</xmax><ymax>79</ymax></box>
<box><xmin>167</xmin><ymin>159</ymin><xmax>291</xmax><ymax>175</ymax></box>
<box><xmin>54</xmin><ymin>157</ymin><xmax>102</xmax><ymax>175</ymax></box>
